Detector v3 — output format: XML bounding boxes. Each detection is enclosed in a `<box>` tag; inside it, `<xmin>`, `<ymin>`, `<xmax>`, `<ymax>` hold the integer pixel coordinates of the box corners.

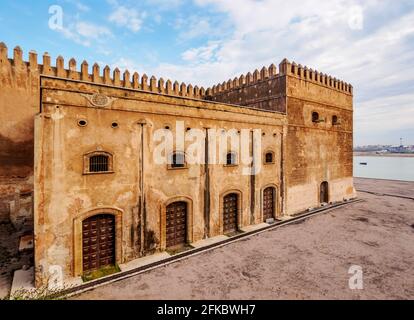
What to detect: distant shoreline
<box><xmin>353</xmin><ymin>152</ymin><xmax>414</xmax><ymax>158</ymax></box>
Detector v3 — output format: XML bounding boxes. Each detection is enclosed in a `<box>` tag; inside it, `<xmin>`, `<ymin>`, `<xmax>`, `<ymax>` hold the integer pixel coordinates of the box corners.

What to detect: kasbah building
<box><xmin>0</xmin><ymin>43</ymin><xmax>356</xmax><ymax>287</ymax></box>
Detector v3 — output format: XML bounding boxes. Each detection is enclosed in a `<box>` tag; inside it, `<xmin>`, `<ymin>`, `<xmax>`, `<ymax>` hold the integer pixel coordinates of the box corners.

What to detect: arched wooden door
<box><xmin>82</xmin><ymin>214</ymin><xmax>115</xmax><ymax>273</ymax></box>
<box><xmin>166</xmin><ymin>202</ymin><xmax>187</xmax><ymax>248</ymax></box>
<box><xmin>223</xmin><ymin>193</ymin><xmax>238</xmax><ymax>233</ymax></box>
<box><xmin>263</xmin><ymin>187</ymin><xmax>276</xmax><ymax>221</ymax></box>
<box><xmin>320</xmin><ymin>181</ymin><xmax>329</xmax><ymax>204</ymax></box>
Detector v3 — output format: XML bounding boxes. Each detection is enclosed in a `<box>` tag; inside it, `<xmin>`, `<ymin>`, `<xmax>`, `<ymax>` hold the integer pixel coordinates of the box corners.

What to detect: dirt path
<box><xmin>73</xmin><ymin>178</ymin><xmax>414</xmax><ymax>300</ymax></box>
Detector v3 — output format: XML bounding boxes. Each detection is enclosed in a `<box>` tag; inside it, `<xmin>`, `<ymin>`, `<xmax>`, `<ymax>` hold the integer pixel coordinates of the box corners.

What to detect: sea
<box><xmin>353</xmin><ymin>156</ymin><xmax>414</xmax><ymax>182</ymax></box>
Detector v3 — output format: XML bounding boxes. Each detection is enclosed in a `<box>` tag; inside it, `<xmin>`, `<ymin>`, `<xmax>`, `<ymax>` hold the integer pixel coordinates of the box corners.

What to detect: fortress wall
<box><xmin>0</xmin><ymin>42</ymin><xmax>355</xmax><ymax>223</ymax></box>
<box><xmin>34</xmin><ymin>77</ymin><xmax>285</xmax><ymax>285</ymax></box>
<box><xmin>281</xmin><ymin>60</ymin><xmax>355</xmax><ymax>214</ymax></box>
<box><xmin>204</xmin><ymin>59</ymin><xmax>355</xmax><ymax>215</ymax></box>
<box><xmin>0</xmin><ymin>44</ymin><xmax>39</xmax><ymax>224</ymax></box>
<box><xmin>204</xmin><ymin>58</ymin><xmax>353</xmax><ymax>114</ymax></box>
<box><xmin>205</xmin><ymin>64</ymin><xmax>286</xmax><ymax>113</ymax></box>
<box><xmin>0</xmin><ymin>44</ymin><xmax>39</xmax><ymax>178</ymax></box>
<box><xmin>0</xmin><ymin>43</ymin><xmax>209</xmax><ymax>180</ymax></box>
<box><xmin>0</xmin><ymin>43</ymin><xmax>212</xmax><ymax>222</ymax></box>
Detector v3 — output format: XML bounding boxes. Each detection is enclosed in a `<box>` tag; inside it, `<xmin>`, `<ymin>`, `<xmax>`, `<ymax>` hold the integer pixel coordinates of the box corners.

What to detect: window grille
<box><xmin>89</xmin><ymin>155</ymin><xmax>109</xmax><ymax>172</ymax></box>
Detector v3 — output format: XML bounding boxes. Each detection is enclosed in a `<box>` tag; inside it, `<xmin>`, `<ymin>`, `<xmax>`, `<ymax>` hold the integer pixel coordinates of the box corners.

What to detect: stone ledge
<box><xmin>240</xmin><ymin>223</ymin><xmax>269</xmax><ymax>233</ymax></box>
<box><xmin>119</xmin><ymin>252</ymin><xmax>171</xmax><ymax>273</ymax></box>
<box><xmin>10</xmin><ymin>267</ymin><xmax>35</xmax><ymax>298</ymax></box>
<box><xmin>191</xmin><ymin>235</ymin><xmax>229</xmax><ymax>248</ymax></box>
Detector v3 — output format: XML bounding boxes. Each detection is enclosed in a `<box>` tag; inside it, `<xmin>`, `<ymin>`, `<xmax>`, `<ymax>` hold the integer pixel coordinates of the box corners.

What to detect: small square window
<box><xmin>332</xmin><ymin>115</ymin><xmax>340</xmax><ymax>125</ymax></box>
<box><xmin>265</xmin><ymin>152</ymin><xmax>275</xmax><ymax>164</ymax></box>
<box><xmin>168</xmin><ymin>152</ymin><xmax>187</xmax><ymax>169</ymax></box>
<box><xmin>225</xmin><ymin>152</ymin><xmax>237</xmax><ymax>166</ymax></box>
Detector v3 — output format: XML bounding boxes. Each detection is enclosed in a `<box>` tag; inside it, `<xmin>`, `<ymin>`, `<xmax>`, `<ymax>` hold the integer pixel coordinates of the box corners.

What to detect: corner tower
<box><xmin>280</xmin><ymin>59</ymin><xmax>355</xmax><ymax>214</ymax></box>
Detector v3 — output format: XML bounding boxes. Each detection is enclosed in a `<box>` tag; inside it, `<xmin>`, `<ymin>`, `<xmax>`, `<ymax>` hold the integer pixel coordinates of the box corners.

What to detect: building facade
<box><xmin>0</xmin><ymin>43</ymin><xmax>356</xmax><ymax>287</ymax></box>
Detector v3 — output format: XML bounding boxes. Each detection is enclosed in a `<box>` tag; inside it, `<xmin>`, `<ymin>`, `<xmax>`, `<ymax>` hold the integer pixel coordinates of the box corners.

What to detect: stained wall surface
<box><xmin>283</xmin><ymin>62</ymin><xmax>355</xmax><ymax>214</ymax></box>
<box><xmin>0</xmin><ymin>43</ymin><xmax>355</xmax><ymax>286</ymax></box>
<box><xmin>34</xmin><ymin>77</ymin><xmax>285</xmax><ymax>285</ymax></box>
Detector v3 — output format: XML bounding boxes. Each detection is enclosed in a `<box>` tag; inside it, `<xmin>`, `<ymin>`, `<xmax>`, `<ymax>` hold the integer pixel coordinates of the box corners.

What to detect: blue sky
<box><xmin>0</xmin><ymin>0</ymin><xmax>413</xmax><ymax>146</ymax></box>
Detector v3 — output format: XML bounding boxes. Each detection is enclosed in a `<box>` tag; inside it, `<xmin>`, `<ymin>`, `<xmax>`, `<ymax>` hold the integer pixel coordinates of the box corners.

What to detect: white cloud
<box><xmin>110</xmin><ymin>57</ymin><xmax>143</xmax><ymax>73</ymax></box>
<box><xmin>355</xmin><ymin>93</ymin><xmax>414</xmax><ymax>144</ymax></box>
<box><xmin>156</xmin><ymin>0</ymin><xmax>414</xmax><ymax>144</ymax></box>
<box><xmin>108</xmin><ymin>6</ymin><xmax>146</xmax><ymax>32</ymax></box>
<box><xmin>182</xmin><ymin>42</ymin><xmax>220</xmax><ymax>62</ymax></box>
<box><xmin>145</xmin><ymin>0</ymin><xmax>184</xmax><ymax>10</ymax></box>
<box><xmin>55</xmin><ymin>21</ymin><xmax>112</xmax><ymax>47</ymax></box>
<box><xmin>348</xmin><ymin>5</ymin><xmax>364</xmax><ymax>30</ymax></box>
<box><xmin>153</xmin><ymin>14</ymin><xmax>162</xmax><ymax>24</ymax></box>
<box><xmin>76</xmin><ymin>22</ymin><xmax>111</xmax><ymax>39</ymax></box>
<box><xmin>103</xmin><ymin>0</ymin><xmax>414</xmax><ymax>144</ymax></box>
<box><xmin>76</xmin><ymin>3</ymin><xmax>90</xmax><ymax>12</ymax></box>
<box><xmin>55</xmin><ymin>25</ymin><xmax>90</xmax><ymax>47</ymax></box>
<box><xmin>174</xmin><ymin>15</ymin><xmax>214</xmax><ymax>40</ymax></box>
<box><xmin>64</xmin><ymin>0</ymin><xmax>90</xmax><ymax>12</ymax></box>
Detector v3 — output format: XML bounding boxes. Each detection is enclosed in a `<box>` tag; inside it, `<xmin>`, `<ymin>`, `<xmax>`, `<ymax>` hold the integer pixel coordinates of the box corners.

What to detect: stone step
<box><xmin>10</xmin><ymin>267</ymin><xmax>35</xmax><ymax>299</ymax></box>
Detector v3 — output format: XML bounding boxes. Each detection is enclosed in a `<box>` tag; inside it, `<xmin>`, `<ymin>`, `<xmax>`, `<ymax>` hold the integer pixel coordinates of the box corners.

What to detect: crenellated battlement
<box><xmin>203</xmin><ymin>62</ymin><xmax>286</xmax><ymax>112</ymax></box>
<box><xmin>280</xmin><ymin>59</ymin><xmax>353</xmax><ymax>95</ymax></box>
<box><xmin>205</xmin><ymin>59</ymin><xmax>352</xmax><ymax>97</ymax></box>
<box><xmin>0</xmin><ymin>43</ymin><xmax>207</xmax><ymax>99</ymax></box>
<box><xmin>0</xmin><ymin>43</ymin><xmax>353</xmax><ymax>105</ymax></box>
<box><xmin>205</xmin><ymin>63</ymin><xmax>279</xmax><ymax>97</ymax></box>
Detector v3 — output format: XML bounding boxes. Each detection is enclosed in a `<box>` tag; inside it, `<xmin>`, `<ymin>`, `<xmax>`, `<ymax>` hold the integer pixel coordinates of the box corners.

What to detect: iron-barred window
<box><xmin>84</xmin><ymin>151</ymin><xmax>114</xmax><ymax>174</ymax></box>
<box><xmin>89</xmin><ymin>155</ymin><xmax>109</xmax><ymax>172</ymax></box>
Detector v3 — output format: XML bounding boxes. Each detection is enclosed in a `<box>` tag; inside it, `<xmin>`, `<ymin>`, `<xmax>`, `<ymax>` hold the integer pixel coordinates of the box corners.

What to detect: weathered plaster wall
<box><xmin>0</xmin><ymin>43</ymin><xmax>213</xmax><ymax>226</ymax></box>
<box><xmin>0</xmin><ymin>45</ymin><xmax>39</xmax><ymax>178</ymax></box>
<box><xmin>1</xmin><ymin>43</ymin><xmax>355</xmax><ymax>286</ymax></box>
<box><xmin>0</xmin><ymin>43</ymin><xmax>211</xmax><ymax>180</ymax></box>
<box><xmin>34</xmin><ymin>77</ymin><xmax>285</xmax><ymax>285</ymax></box>
<box><xmin>204</xmin><ymin>59</ymin><xmax>356</xmax><ymax>215</ymax></box>
<box><xmin>0</xmin><ymin>44</ymin><xmax>40</xmax><ymax>227</ymax></box>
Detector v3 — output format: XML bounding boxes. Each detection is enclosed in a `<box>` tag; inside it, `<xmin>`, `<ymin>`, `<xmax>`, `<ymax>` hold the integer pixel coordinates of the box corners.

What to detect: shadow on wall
<box><xmin>0</xmin><ymin>134</ymin><xmax>33</xmax><ymax>178</ymax></box>
<box><xmin>0</xmin><ymin>183</ymin><xmax>33</xmax><ymax>230</ymax></box>
<box><xmin>144</xmin><ymin>229</ymin><xmax>158</xmax><ymax>255</ymax></box>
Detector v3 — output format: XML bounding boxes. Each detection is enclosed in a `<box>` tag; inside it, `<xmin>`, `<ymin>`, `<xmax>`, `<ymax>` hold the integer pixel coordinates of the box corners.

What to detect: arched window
<box><xmin>265</xmin><ymin>151</ymin><xmax>275</xmax><ymax>164</ymax></box>
<box><xmin>226</xmin><ymin>152</ymin><xmax>237</xmax><ymax>166</ymax></box>
<box><xmin>169</xmin><ymin>152</ymin><xmax>186</xmax><ymax>169</ymax></box>
<box><xmin>84</xmin><ymin>151</ymin><xmax>114</xmax><ymax>174</ymax></box>
<box><xmin>332</xmin><ymin>115</ymin><xmax>339</xmax><ymax>125</ymax></box>
<box><xmin>312</xmin><ymin>112</ymin><xmax>320</xmax><ymax>123</ymax></box>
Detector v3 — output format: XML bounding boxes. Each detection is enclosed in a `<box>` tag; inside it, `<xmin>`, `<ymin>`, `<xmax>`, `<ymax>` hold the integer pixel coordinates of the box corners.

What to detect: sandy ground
<box><xmin>73</xmin><ymin>178</ymin><xmax>414</xmax><ymax>300</ymax></box>
<box><xmin>355</xmin><ymin>178</ymin><xmax>414</xmax><ymax>198</ymax></box>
